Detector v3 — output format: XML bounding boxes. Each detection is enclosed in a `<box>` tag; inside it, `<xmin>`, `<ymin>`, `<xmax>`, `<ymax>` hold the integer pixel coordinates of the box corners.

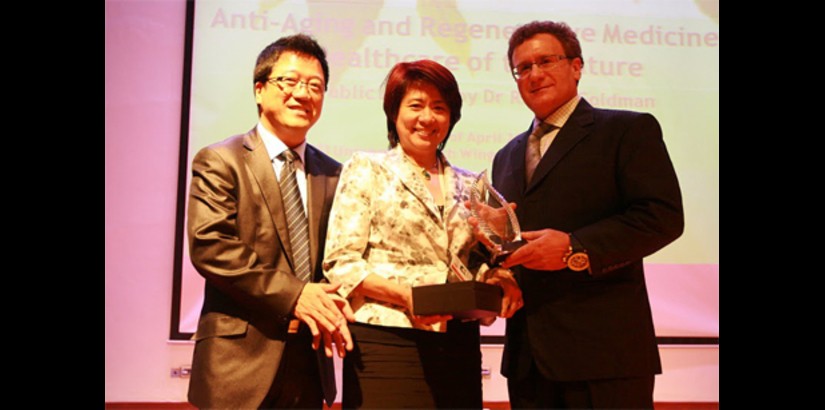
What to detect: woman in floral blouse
<box><xmin>323</xmin><ymin>59</ymin><xmax>523</xmax><ymax>408</ymax></box>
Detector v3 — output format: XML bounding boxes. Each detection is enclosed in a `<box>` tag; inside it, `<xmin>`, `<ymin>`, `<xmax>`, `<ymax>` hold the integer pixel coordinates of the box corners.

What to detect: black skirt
<box><xmin>342</xmin><ymin>320</ymin><xmax>483</xmax><ymax>409</ymax></box>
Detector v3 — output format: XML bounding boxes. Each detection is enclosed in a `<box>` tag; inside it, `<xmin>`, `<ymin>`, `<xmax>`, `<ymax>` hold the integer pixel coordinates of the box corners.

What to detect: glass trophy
<box><xmin>412</xmin><ymin>171</ymin><xmax>516</xmax><ymax>319</ymax></box>
<box><xmin>469</xmin><ymin>170</ymin><xmax>526</xmax><ymax>265</ymax></box>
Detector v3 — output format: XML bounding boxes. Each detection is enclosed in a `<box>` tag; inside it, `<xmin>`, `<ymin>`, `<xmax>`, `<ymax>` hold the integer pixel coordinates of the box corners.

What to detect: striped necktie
<box><xmin>278</xmin><ymin>150</ymin><xmax>311</xmax><ymax>282</ymax></box>
<box><xmin>525</xmin><ymin>122</ymin><xmax>556</xmax><ymax>183</ymax></box>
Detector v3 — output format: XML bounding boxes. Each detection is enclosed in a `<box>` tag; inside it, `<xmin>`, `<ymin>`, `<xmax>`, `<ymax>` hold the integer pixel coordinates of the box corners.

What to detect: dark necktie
<box><xmin>278</xmin><ymin>150</ymin><xmax>311</xmax><ymax>282</ymax></box>
<box><xmin>525</xmin><ymin>122</ymin><xmax>556</xmax><ymax>183</ymax></box>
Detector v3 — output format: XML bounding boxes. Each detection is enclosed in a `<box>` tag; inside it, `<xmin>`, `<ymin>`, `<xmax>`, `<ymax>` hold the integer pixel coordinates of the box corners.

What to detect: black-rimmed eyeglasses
<box><xmin>267</xmin><ymin>76</ymin><xmax>325</xmax><ymax>97</ymax></box>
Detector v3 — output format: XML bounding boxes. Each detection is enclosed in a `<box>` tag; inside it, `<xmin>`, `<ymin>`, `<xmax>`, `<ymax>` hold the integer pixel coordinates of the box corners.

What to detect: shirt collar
<box><xmin>257</xmin><ymin>122</ymin><xmax>307</xmax><ymax>164</ymax></box>
<box><xmin>533</xmin><ymin>94</ymin><xmax>581</xmax><ymax>131</ymax></box>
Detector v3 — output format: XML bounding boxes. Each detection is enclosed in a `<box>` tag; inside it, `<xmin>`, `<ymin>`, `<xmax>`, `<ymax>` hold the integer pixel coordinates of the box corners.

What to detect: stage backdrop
<box><xmin>171</xmin><ymin>0</ymin><xmax>719</xmax><ymax>342</ymax></box>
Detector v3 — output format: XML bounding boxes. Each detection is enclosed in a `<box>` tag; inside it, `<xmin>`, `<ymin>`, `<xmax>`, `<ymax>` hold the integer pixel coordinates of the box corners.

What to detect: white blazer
<box><xmin>323</xmin><ymin>145</ymin><xmax>486</xmax><ymax>331</ymax></box>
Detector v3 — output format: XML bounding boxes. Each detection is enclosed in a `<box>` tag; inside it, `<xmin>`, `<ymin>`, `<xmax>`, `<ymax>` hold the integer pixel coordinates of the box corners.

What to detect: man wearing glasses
<box><xmin>186</xmin><ymin>34</ymin><xmax>354</xmax><ymax>409</ymax></box>
<box><xmin>488</xmin><ymin>21</ymin><xmax>684</xmax><ymax>409</ymax></box>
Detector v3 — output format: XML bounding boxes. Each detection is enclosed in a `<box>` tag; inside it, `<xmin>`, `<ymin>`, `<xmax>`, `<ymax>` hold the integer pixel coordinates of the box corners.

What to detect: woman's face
<box><xmin>395</xmin><ymin>82</ymin><xmax>451</xmax><ymax>162</ymax></box>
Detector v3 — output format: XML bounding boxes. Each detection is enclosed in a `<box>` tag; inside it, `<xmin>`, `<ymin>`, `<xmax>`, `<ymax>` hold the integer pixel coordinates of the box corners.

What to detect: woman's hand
<box><xmin>410</xmin><ymin>313</ymin><xmax>455</xmax><ymax>327</ymax></box>
<box><xmin>403</xmin><ymin>285</ymin><xmax>454</xmax><ymax>326</ymax></box>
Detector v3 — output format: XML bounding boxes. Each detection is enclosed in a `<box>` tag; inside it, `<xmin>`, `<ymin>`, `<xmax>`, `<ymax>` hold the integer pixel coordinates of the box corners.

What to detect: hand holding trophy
<box><xmin>469</xmin><ymin>170</ymin><xmax>526</xmax><ymax>265</ymax></box>
<box><xmin>412</xmin><ymin>171</ymin><xmax>526</xmax><ymax>320</ymax></box>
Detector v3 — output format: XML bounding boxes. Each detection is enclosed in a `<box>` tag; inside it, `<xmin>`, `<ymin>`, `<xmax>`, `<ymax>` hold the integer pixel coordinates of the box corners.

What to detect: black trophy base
<box><xmin>412</xmin><ymin>281</ymin><xmax>503</xmax><ymax>319</ymax></box>
<box><xmin>491</xmin><ymin>239</ymin><xmax>526</xmax><ymax>265</ymax></box>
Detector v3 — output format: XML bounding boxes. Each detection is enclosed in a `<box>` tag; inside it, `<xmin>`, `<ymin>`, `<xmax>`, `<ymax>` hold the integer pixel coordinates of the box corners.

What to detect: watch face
<box><xmin>567</xmin><ymin>253</ymin><xmax>590</xmax><ymax>272</ymax></box>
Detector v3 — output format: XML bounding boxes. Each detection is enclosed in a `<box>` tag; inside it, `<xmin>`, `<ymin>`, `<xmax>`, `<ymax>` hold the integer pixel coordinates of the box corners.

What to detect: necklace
<box><xmin>406</xmin><ymin>153</ymin><xmax>440</xmax><ymax>181</ymax></box>
<box><xmin>421</xmin><ymin>160</ymin><xmax>438</xmax><ymax>181</ymax></box>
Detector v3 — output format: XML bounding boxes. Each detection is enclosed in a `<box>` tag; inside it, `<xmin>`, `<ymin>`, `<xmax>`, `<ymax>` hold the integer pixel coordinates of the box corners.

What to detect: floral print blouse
<box><xmin>323</xmin><ymin>145</ymin><xmax>487</xmax><ymax>332</ymax></box>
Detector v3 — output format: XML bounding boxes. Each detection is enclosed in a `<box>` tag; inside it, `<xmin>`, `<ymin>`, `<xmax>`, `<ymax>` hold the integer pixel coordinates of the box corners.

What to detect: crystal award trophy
<box><xmin>469</xmin><ymin>170</ymin><xmax>526</xmax><ymax>265</ymax></box>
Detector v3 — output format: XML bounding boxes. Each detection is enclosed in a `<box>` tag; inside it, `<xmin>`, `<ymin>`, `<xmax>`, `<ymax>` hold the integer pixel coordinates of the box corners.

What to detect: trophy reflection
<box><xmin>469</xmin><ymin>171</ymin><xmax>526</xmax><ymax>265</ymax></box>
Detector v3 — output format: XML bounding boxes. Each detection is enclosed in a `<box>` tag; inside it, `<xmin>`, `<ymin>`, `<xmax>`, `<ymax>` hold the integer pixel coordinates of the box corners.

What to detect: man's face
<box><xmin>255</xmin><ymin>51</ymin><xmax>325</xmax><ymax>147</ymax></box>
<box><xmin>511</xmin><ymin>33</ymin><xmax>582</xmax><ymax>120</ymax></box>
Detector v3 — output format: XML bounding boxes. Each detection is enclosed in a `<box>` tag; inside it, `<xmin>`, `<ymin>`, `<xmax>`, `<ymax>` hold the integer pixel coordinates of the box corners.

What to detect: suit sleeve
<box><xmin>187</xmin><ymin>146</ymin><xmax>304</xmax><ymax>317</ymax></box>
<box><xmin>576</xmin><ymin>113</ymin><xmax>684</xmax><ymax>275</ymax></box>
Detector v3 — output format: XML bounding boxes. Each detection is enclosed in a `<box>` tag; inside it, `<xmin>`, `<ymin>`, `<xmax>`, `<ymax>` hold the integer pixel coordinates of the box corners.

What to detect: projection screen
<box><xmin>171</xmin><ymin>0</ymin><xmax>719</xmax><ymax>342</ymax></box>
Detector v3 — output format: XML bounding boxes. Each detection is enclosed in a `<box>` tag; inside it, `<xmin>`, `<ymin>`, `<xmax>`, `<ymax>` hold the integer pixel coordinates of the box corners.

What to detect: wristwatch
<box><xmin>563</xmin><ymin>233</ymin><xmax>590</xmax><ymax>272</ymax></box>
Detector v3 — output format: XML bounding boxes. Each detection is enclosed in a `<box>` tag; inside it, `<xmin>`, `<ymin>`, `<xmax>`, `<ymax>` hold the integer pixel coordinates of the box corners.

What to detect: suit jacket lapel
<box><xmin>242</xmin><ymin>129</ymin><xmax>293</xmax><ymax>264</ymax></box>
<box><xmin>304</xmin><ymin>144</ymin><xmax>332</xmax><ymax>277</ymax></box>
<box><xmin>526</xmin><ymin>99</ymin><xmax>596</xmax><ymax>194</ymax></box>
<box><xmin>440</xmin><ymin>156</ymin><xmax>464</xmax><ymax>222</ymax></box>
<box><xmin>384</xmin><ymin>146</ymin><xmax>442</xmax><ymax>220</ymax></box>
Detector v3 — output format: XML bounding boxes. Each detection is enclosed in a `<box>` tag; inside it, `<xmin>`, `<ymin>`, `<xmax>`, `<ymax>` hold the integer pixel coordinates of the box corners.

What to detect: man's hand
<box><xmin>294</xmin><ymin>282</ymin><xmax>355</xmax><ymax>358</ymax></box>
<box><xmin>483</xmin><ymin>267</ymin><xmax>523</xmax><ymax>318</ymax></box>
<box><xmin>325</xmin><ymin>292</ymin><xmax>355</xmax><ymax>358</ymax></box>
<box><xmin>465</xmin><ymin>200</ymin><xmax>517</xmax><ymax>248</ymax></box>
<box><xmin>500</xmin><ymin>228</ymin><xmax>570</xmax><ymax>271</ymax></box>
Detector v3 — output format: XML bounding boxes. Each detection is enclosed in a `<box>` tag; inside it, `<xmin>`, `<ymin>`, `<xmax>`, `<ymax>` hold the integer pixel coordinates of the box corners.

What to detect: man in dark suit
<box><xmin>186</xmin><ymin>34</ymin><xmax>354</xmax><ymax>409</ymax></box>
<box><xmin>491</xmin><ymin>21</ymin><xmax>684</xmax><ymax>409</ymax></box>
